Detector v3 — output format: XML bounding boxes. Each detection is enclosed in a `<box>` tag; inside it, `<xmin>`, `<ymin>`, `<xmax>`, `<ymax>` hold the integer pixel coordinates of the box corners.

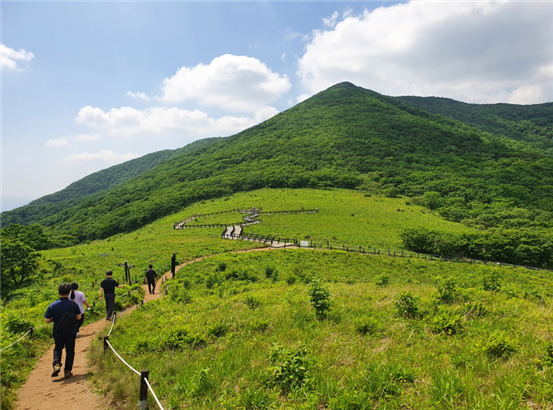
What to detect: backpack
<box><xmin>56</xmin><ymin>301</ymin><xmax>77</xmax><ymax>334</ymax></box>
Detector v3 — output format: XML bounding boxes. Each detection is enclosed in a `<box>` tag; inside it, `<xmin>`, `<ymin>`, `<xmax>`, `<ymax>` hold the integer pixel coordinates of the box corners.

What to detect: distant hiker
<box><xmin>98</xmin><ymin>270</ymin><xmax>124</xmax><ymax>321</ymax></box>
<box><xmin>145</xmin><ymin>264</ymin><xmax>158</xmax><ymax>294</ymax></box>
<box><xmin>70</xmin><ymin>282</ymin><xmax>90</xmax><ymax>336</ymax></box>
<box><xmin>44</xmin><ymin>283</ymin><xmax>82</xmax><ymax>379</ymax></box>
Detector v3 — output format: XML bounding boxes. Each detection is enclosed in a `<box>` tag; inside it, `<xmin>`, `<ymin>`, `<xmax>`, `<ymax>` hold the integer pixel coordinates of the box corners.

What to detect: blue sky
<box><xmin>2</xmin><ymin>1</ymin><xmax>552</xmax><ymax>212</ymax></box>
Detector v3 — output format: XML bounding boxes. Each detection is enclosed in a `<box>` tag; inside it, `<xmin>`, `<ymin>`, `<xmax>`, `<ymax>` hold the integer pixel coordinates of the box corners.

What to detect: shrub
<box><xmin>4</xmin><ymin>312</ymin><xmax>33</xmax><ymax>334</ymax></box>
<box><xmin>268</xmin><ymin>344</ymin><xmax>311</xmax><ymax>391</ymax></box>
<box><xmin>308</xmin><ymin>279</ymin><xmax>331</xmax><ymax>320</ymax></box>
<box><xmin>207</xmin><ymin>322</ymin><xmax>230</xmax><ymax>338</ymax></box>
<box><xmin>375</xmin><ymin>274</ymin><xmax>390</xmax><ymax>287</ymax></box>
<box><xmin>431</xmin><ymin>308</ymin><xmax>464</xmax><ymax>335</ymax></box>
<box><xmin>395</xmin><ymin>292</ymin><xmax>420</xmax><ymax>319</ymax></box>
<box><xmin>214</xmin><ymin>262</ymin><xmax>227</xmax><ymax>272</ymax></box>
<box><xmin>245</xmin><ymin>295</ymin><xmax>262</xmax><ymax>310</ymax></box>
<box><xmin>436</xmin><ymin>277</ymin><xmax>458</xmax><ymax>303</ymax></box>
<box><xmin>286</xmin><ymin>274</ymin><xmax>297</xmax><ymax>285</ymax></box>
<box><xmin>483</xmin><ymin>271</ymin><xmax>502</xmax><ymax>292</ymax></box>
<box><xmin>354</xmin><ymin>315</ymin><xmax>381</xmax><ymax>336</ymax></box>
<box><xmin>265</xmin><ymin>266</ymin><xmax>277</xmax><ymax>278</ymax></box>
<box><xmin>481</xmin><ymin>331</ymin><xmax>517</xmax><ymax>359</ymax></box>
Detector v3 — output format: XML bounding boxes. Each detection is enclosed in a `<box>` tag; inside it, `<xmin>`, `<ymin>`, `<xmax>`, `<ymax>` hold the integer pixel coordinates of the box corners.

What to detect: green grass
<box><xmin>2</xmin><ymin>188</ymin><xmax>552</xmax><ymax>410</ymax></box>
<box><xmin>89</xmin><ymin>249</ymin><xmax>553</xmax><ymax>409</ymax></box>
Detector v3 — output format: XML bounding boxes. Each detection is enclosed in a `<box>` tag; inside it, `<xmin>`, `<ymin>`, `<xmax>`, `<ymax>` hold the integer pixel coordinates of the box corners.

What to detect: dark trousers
<box><xmin>148</xmin><ymin>281</ymin><xmax>156</xmax><ymax>294</ymax></box>
<box><xmin>105</xmin><ymin>293</ymin><xmax>115</xmax><ymax>319</ymax></box>
<box><xmin>53</xmin><ymin>332</ymin><xmax>76</xmax><ymax>371</ymax></box>
<box><xmin>76</xmin><ymin>313</ymin><xmax>85</xmax><ymax>331</ymax></box>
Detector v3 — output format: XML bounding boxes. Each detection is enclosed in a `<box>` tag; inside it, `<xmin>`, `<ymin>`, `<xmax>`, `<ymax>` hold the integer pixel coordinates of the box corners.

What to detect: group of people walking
<box><xmin>44</xmin><ymin>265</ymin><xmax>159</xmax><ymax>378</ymax></box>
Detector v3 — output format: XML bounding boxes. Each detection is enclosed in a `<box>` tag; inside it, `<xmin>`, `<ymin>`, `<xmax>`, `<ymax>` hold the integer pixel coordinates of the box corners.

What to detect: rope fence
<box><xmin>0</xmin><ymin>329</ymin><xmax>33</xmax><ymax>352</ymax></box>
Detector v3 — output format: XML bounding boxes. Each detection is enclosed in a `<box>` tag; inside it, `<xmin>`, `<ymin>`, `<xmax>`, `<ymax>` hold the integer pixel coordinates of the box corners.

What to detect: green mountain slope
<box><xmin>2</xmin><ymin>138</ymin><xmax>221</xmax><ymax>227</ymax></box>
<box><xmin>2</xmin><ymin>82</ymin><xmax>553</xmax><ymax>243</ymax></box>
<box><xmin>394</xmin><ymin>95</ymin><xmax>553</xmax><ymax>153</ymax></box>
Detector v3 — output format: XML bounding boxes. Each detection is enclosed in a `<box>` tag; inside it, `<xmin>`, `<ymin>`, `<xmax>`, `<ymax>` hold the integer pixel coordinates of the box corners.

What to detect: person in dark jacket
<box><xmin>44</xmin><ymin>283</ymin><xmax>82</xmax><ymax>378</ymax></box>
<box><xmin>98</xmin><ymin>270</ymin><xmax>124</xmax><ymax>321</ymax></box>
<box><xmin>145</xmin><ymin>265</ymin><xmax>158</xmax><ymax>294</ymax></box>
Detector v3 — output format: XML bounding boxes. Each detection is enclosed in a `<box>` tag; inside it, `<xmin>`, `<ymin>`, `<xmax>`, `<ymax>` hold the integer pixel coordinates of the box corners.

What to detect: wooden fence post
<box><xmin>103</xmin><ymin>336</ymin><xmax>109</xmax><ymax>353</ymax></box>
<box><xmin>139</xmin><ymin>370</ymin><xmax>150</xmax><ymax>410</ymax></box>
<box><xmin>29</xmin><ymin>326</ymin><xmax>34</xmax><ymax>339</ymax></box>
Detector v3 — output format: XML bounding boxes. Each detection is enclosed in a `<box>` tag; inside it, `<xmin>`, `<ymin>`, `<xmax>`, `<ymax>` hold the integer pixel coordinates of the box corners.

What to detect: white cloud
<box><xmin>298</xmin><ymin>1</ymin><xmax>553</xmax><ymax>104</ymax></box>
<box><xmin>74</xmin><ymin>133</ymin><xmax>103</xmax><ymax>142</ymax></box>
<box><xmin>63</xmin><ymin>150</ymin><xmax>139</xmax><ymax>165</ymax></box>
<box><xmin>323</xmin><ymin>11</ymin><xmax>339</xmax><ymax>29</ymax></box>
<box><xmin>1</xmin><ymin>43</ymin><xmax>34</xmax><ymax>70</ymax></box>
<box><xmin>127</xmin><ymin>91</ymin><xmax>150</xmax><ymax>101</ymax></box>
<box><xmin>46</xmin><ymin>137</ymin><xmax>74</xmax><ymax>148</ymax></box>
<box><xmin>75</xmin><ymin>105</ymin><xmax>278</xmax><ymax>139</ymax></box>
<box><xmin>161</xmin><ymin>54</ymin><xmax>291</xmax><ymax>112</ymax></box>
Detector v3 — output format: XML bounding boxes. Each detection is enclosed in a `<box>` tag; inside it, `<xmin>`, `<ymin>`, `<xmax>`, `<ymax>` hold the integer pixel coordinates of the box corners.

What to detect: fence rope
<box><xmin>0</xmin><ymin>329</ymin><xmax>32</xmax><ymax>352</ymax></box>
<box><xmin>105</xmin><ymin>339</ymin><xmax>141</xmax><ymax>376</ymax></box>
<box><xmin>107</xmin><ymin>314</ymin><xmax>117</xmax><ymax>337</ymax></box>
<box><xmin>144</xmin><ymin>377</ymin><xmax>165</xmax><ymax>410</ymax></box>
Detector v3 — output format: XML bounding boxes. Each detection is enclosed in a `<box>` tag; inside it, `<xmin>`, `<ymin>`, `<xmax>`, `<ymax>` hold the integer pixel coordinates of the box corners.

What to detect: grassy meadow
<box><xmin>2</xmin><ymin>188</ymin><xmax>552</xmax><ymax>409</ymax></box>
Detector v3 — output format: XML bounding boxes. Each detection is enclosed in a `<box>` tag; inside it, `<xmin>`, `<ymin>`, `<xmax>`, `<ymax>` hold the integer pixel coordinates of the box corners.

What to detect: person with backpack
<box><xmin>69</xmin><ymin>282</ymin><xmax>90</xmax><ymax>336</ymax></box>
<box><xmin>44</xmin><ymin>283</ymin><xmax>82</xmax><ymax>378</ymax></box>
<box><xmin>145</xmin><ymin>265</ymin><xmax>158</xmax><ymax>294</ymax></box>
<box><xmin>98</xmin><ymin>270</ymin><xmax>124</xmax><ymax>321</ymax></box>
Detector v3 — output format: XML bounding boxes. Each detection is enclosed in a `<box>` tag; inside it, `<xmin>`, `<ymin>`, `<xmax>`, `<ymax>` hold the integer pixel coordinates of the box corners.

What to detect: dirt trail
<box><xmin>15</xmin><ymin>267</ymin><xmax>179</xmax><ymax>410</ymax></box>
<box><xmin>15</xmin><ymin>249</ymin><xmax>279</xmax><ymax>409</ymax></box>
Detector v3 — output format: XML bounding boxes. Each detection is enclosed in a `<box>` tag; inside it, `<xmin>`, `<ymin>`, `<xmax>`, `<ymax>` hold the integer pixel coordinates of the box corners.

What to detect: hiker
<box><xmin>44</xmin><ymin>283</ymin><xmax>82</xmax><ymax>378</ymax></box>
<box><xmin>98</xmin><ymin>270</ymin><xmax>124</xmax><ymax>321</ymax></box>
<box><xmin>70</xmin><ymin>282</ymin><xmax>90</xmax><ymax>336</ymax></box>
<box><xmin>145</xmin><ymin>264</ymin><xmax>158</xmax><ymax>294</ymax></box>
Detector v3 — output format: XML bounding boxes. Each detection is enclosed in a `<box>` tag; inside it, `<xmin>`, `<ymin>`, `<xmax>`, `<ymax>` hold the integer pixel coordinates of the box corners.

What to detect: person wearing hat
<box><xmin>44</xmin><ymin>283</ymin><xmax>82</xmax><ymax>378</ymax></box>
<box><xmin>98</xmin><ymin>270</ymin><xmax>124</xmax><ymax>321</ymax></box>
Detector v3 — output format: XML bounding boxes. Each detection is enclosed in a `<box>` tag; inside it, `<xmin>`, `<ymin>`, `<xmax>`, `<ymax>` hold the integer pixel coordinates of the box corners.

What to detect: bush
<box><xmin>481</xmin><ymin>331</ymin><xmax>517</xmax><ymax>359</ymax></box>
<box><xmin>436</xmin><ymin>277</ymin><xmax>458</xmax><ymax>303</ymax></box>
<box><xmin>375</xmin><ymin>274</ymin><xmax>390</xmax><ymax>287</ymax></box>
<box><xmin>431</xmin><ymin>308</ymin><xmax>464</xmax><ymax>335</ymax></box>
<box><xmin>354</xmin><ymin>315</ymin><xmax>381</xmax><ymax>336</ymax></box>
<box><xmin>308</xmin><ymin>279</ymin><xmax>331</xmax><ymax>320</ymax></box>
<box><xmin>268</xmin><ymin>344</ymin><xmax>311</xmax><ymax>391</ymax></box>
<box><xmin>395</xmin><ymin>292</ymin><xmax>420</xmax><ymax>319</ymax></box>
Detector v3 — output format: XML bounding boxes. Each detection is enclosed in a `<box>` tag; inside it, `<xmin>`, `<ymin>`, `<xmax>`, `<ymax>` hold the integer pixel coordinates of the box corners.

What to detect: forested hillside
<box><xmin>2</xmin><ymin>82</ymin><xmax>552</xmax><ymax>244</ymax></box>
<box><xmin>2</xmin><ymin>138</ymin><xmax>221</xmax><ymax>227</ymax></box>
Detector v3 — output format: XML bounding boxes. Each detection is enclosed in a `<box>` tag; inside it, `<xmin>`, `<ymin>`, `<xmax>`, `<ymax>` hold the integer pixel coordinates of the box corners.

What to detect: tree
<box><xmin>1</xmin><ymin>237</ymin><xmax>40</xmax><ymax>287</ymax></box>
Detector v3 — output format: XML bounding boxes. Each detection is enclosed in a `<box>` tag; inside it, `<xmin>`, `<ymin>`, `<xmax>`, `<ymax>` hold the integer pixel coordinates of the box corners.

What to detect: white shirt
<box><xmin>70</xmin><ymin>290</ymin><xmax>87</xmax><ymax>314</ymax></box>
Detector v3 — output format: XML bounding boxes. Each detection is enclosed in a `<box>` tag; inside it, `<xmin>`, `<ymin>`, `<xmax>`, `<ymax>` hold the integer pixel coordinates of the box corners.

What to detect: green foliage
<box><xmin>431</xmin><ymin>308</ymin><xmax>464</xmax><ymax>335</ymax></box>
<box><xmin>268</xmin><ymin>344</ymin><xmax>311</xmax><ymax>391</ymax></box>
<box><xmin>395</xmin><ymin>292</ymin><xmax>420</xmax><ymax>319</ymax></box>
<box><xmin>435</xmin><ymin>276</ymin><xmax>459</xmax><ymax>303</ymax></box>
<box><xmin>402</xmin><ymin>226</ymin><xmax>553</xmax><ymax>269</ymax></box>
<box><xmin>479</xmin><ymin>331</ymin><xmax>518</xmax><ymax>359</ymax></box>
<box><xmin>375</xmin><ymin>274</ymin><xmax>390</xmax><ymax>287</ymax></box>
<box><xmin>308</xmin><ymin>279</ymin><xmax>332</xmax><ymax>320</ymax></box>
<box><xmin>354</xmin><ymin>315</ymin><xmax>381</xmax><ymax>336</ymax></box>
<box><xmin>3</xmin><ymin>83</ymin><xmax>553</xmax><ymax>244</ymax></box>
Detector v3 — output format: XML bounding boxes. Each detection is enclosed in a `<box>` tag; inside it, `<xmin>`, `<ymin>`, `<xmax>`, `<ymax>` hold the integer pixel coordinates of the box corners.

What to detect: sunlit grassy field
<box><xmin>2</xmin><ymin>188</ymin><xmax>552</xmax><ymax>410</ymax></box>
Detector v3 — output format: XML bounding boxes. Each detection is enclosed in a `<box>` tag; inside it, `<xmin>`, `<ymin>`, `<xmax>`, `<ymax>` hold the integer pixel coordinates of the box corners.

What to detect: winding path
<box><xmin>14</xmin><ymin>265</ymin><xmax>186</xmax><ymax>410</ymax></box>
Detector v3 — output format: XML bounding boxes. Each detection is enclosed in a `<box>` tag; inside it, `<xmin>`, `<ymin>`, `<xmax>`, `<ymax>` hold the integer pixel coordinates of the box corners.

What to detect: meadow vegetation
<box><xmin>2</xmin><ymin>188</ymin><xmax>552</xmax><ymax>409</ymax></box>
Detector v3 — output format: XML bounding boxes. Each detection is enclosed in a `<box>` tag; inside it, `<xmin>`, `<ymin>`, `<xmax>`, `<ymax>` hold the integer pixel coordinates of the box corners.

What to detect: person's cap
<box><xmin>106</xmin><ymin>270</ymin><xmax>113</xmax><ymax>275</ymax></box>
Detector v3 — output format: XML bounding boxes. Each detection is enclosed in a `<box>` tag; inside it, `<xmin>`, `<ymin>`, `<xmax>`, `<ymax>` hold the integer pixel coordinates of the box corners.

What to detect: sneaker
<box><xmin>75</xmin><ymin>332</ymin><xmax>79</xmax><ymax>338</ymax></box>
<box><xmin>51</xmin><ymin>364</ymin><xmax>61</xmax><ymax>377</ymax></box>
<box><xmin>64</xmin><ymin>371</ymin><xmax>73</xmax><ymax>378</ymax></box>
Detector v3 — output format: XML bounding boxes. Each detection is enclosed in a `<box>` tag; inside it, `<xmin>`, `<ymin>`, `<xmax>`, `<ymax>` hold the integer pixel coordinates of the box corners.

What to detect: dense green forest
<box><xmin>2</xmin><ymin>82</ymin><xmax>552</xmax><ymax>248</ymax></box>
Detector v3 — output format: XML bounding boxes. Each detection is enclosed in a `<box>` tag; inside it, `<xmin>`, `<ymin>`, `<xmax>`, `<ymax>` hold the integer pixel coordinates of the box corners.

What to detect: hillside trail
<box><xmin>14</xmin><ymin>261</ymin><xmax>193</xmax><ymax>410</ymax></box>
<box><xmin>14</xmin><ymin>247</ymin><xmax>279</xmax><ymax>410</ymax></box>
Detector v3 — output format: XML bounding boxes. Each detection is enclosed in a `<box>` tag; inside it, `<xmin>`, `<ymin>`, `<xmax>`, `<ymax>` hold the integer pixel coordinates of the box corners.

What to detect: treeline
<box><xmin>401</xmin><ymin>227</ymin><xmax>553</xmax><ymax>269</ymax></box>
